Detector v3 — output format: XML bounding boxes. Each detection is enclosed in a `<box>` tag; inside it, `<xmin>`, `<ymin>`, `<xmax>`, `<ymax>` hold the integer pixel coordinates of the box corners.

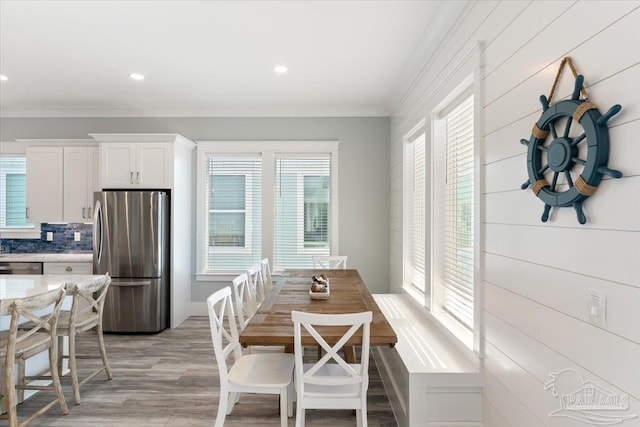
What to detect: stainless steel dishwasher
<box><xmin>0</xmin><ymin>262</ymin><xmax>44</xmax><ymax>274</ymax></box>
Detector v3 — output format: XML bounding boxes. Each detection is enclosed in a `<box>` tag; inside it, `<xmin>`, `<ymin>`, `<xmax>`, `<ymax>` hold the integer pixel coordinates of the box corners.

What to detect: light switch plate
<box><xmin>46</xmin><ymin>232</ymin><xmax>53</xmax><ymax>241</ymax></box>
<box><xmin>588</xmin><ymin>290</ymin><xmax>606</xmax><ymax>327</ymax></box>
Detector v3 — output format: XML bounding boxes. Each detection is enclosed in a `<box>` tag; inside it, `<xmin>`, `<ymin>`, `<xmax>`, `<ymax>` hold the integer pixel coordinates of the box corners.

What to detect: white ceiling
<box><xmin>0</xmin><ymin>1</ymin><xmax>452</xmax><ymax>118</ymax></box>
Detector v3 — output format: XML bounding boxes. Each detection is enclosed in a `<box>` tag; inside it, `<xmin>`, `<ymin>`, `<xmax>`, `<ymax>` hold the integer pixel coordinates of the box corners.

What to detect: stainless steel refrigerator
<box><xmin>93</xmin><ymin>190</ymin><xmax>170</xmax><ymax>333</ymax></box>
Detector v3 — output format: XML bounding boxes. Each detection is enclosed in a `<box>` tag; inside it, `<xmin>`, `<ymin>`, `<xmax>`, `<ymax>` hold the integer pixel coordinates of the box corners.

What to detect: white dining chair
<box><xmin>248</xmin><ymin>263</ymin><xmax>267</xmax><ymax>306</ymax></box>
<box><xmin>292</xmin><ymin>310</ymin><xmax>372</xmax><ymax>427</ymax></box>
<box><xmin>246</xmin><ymin>263</ymin><xmax>285</xmax><ymax>354</ymax></box>
<box><xmin>54</xmin><ymin>274</ymin><xmax>113</xmax><ymax>405</ymax></box>
<box><xmin>312</xmin><ymin>255</ymin><xmax>348</xmax><ymax>269</ymax></box>
<box><xmin>231</xmin><ymin>272</ymin><xmax>258</xmax><ymax>331</ymax></box>
<box><xmin>207</xmin><ymin>287</ymin><xmax>295</xmax><ymax>427</ymax></box>
<box><xmin>1</xmin><ymin>287</ymin><xmax>68</xmax><ymax>427</ymax></box>
<box><xmin>260</xmin><ymin>258</ymin><xmax>274</xmax><ymax>295</ymax></box>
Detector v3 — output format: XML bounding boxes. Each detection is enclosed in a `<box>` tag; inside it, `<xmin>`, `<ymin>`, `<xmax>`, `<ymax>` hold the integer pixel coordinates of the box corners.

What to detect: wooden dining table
<box><xmin>239</xmin><ymin>269</ymin><xmax>397</xmax><ymax>362</ymax></box>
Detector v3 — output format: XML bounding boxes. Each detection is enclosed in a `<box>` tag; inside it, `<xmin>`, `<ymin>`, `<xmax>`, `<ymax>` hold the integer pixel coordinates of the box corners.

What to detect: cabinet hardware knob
<box><xmin>130</xmin><ymin>171</ymin><xmax>134</xmax><ymax>184</ymax></box>
<box><xmin>26</xmin><ymin>207</ymin><xmax>30</xmax><ymax>218</ymax></box>
<box><xmin>82</xmin><ymin>207</ymin><xmax>86</xmax><ymax>218</ymax></box>
<box><xmin>137</xmin><ymin>171</ymin><xmax>140</xmax><ymax>184</ymax></box>
<box><xmin>65</xmin><ymin>266</ymin><xmax>73</xmax><ymax>272</ymax></box>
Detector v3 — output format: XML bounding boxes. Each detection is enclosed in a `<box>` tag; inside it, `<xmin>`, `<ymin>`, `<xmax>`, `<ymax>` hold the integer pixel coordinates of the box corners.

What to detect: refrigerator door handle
<box><xmin>94</xmin><ymin>199</ymin><xmax>104</xmax><ymax>264</ymax></box>
<box><xmin>110</xmin><ymin>280</ymin><xmax>153</xmax><ymax>287</ymax></box>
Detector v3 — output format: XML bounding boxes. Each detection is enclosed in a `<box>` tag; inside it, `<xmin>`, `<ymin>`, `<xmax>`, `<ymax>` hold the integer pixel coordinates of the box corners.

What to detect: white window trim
<box><xmin>195</xmin><ymin>141</ymin><xmax>339</xmax><ymax>280</ymax></box>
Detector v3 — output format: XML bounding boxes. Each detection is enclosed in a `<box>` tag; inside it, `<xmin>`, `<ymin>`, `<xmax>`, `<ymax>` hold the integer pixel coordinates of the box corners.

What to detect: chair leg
<box><xmin>48</xmin><ymin>346</ymin><xmax>69</xmax><ymax>415</ymax></box>
<box><xmin>295</xmin><ymin>402</ymin><xmax>304</xmax><ymax>427</ymax></box>
<box><xmin>226</xmin><ymin>392</ymin><xmax>239</xmax><ymax>415</ymax></box>
<box><xmin>97</xmin><ymin>323</ymin><xmax>112</xmax><ymax>379</ymax></box>
<box><xmin>280</xmin><ymin>387</ymin><xmax>287</xmax><ymax>427</ymax></box>
<box><xmin>3</xmin><ymin>358</ymin><xmax>18</xmax><ymax>427</ymax></box>
<box><xmin>360</xmin><ymin>397</ymin><xmax>368</xmax><ymax>427</ymax></box>
<box><xmin>214</xmin><ymin>391</ymin><xmax>228</xmax><ymax>427</ymax></box>
<box><xmin>17</xmin><ymin>358</ymin><xmax>25</xmax><ymax>404</ymax></box>
<box><xmin>57</xmin><ymin>336</ymin><xmax>64</xmax><ymax>374</ymax></box>
<box><xmin>287</xmin><ymin>382</ymin><xmax>294</xmax><ymax>417</ymax></box>
<box><xmin>68</xmin><ymin>332</ymin><xmax>81</xmax><ymax>405</ymax></box>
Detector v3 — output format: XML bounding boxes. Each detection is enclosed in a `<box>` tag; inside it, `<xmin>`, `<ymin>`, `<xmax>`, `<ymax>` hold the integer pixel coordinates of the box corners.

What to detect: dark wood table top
<box><xmin>239</xmin><ymin>269</ymin><xmax>397</xmax><ymax>347</ymax></box>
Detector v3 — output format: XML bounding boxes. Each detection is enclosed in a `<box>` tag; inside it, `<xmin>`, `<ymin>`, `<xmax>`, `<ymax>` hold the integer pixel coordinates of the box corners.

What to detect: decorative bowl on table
<box><xmin>309</xmin><ymin>274</ymin><xmax>330</xmax><ymax>300</ymax></box>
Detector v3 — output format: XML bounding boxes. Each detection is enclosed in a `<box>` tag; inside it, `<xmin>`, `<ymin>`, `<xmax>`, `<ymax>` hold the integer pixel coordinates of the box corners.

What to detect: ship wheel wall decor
<box><xmin>520</xmin><ymin>60</ymin><xmax>623</xmax><ymax>224</ymax></box>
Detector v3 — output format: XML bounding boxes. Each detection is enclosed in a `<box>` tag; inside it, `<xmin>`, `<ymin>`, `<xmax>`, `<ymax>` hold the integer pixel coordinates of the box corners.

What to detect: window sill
<box><xmin>196</xmin><ymin>272</ymin><xmax>243</xmax><ymax>282</ymax></box>
<box><xmin>400</xmin><ymin>286</ymin><xmax>476</xmax><ymax>356</ymax></box>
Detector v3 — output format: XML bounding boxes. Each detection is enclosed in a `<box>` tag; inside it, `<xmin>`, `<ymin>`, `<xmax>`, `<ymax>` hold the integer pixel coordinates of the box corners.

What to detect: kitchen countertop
<box><xmin>0</xmin><ymin>274</ymin><xmax>104</xmax><ymax>300</ymax></box>
<box><xmin>0</xmin><ymin>253</ymin><xmax>93</xmax><ymax>263</ymax></box>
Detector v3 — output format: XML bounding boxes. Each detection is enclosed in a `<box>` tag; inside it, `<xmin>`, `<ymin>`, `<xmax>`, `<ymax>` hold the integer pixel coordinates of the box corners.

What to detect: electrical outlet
<box><xmin>46</xmin><ymin>232</ymin><xmax>54</xmax><ymax>241</ymax></box>
<box><xmin>588</xmin><ymin>290</ymin><xmax>606</xmax><ymax>327</ymax></box>
<box><xmin>74</xmin><ymin>232</ymin><xmax>81</xmax><ymax>241</ymax></box>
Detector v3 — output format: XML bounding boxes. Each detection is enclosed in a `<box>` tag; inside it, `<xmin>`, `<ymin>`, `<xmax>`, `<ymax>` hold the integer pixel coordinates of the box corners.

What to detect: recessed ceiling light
<box><xmin>129</xmin><ymin>73</ymin><xmax>145</xmax><ymax>81</ymax></box>
<box><xmin>273</xmin><ymin>65</ymin><xmax>288</xmax><ymax>74</ymax></box>
<box><xmin>0</xmin><ymin>75</ymin><xmax>8</xmax><ymax>81</ymax></box>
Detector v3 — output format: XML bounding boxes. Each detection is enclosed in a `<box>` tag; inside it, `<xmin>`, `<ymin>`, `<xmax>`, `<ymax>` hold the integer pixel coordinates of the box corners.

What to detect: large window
<box><xmin>0</xmin><ymin>157</ymin><xmax>36</xmax><ymax>233</ymax></box>
<box><xmin>196</xmin><ymin>142</ymin><xmax>338</xmax><ymax>277</ymax></box>
<box><xmin>403</xmin><ymin>130</ymin><xmax>427</xmax><ymax>296</ymax></box>
<box><xmin>275</xmin><ymin>157</ymin><xmax>331</xmax><ymax>269</ymax></box>
<box><xmin>202</xmin><ymin>156</ymin><xmax>262</xmax><ymax>271</ymax></box>
<box><xmin>437</xmin><ymin>94</ymin><xmax>474</xmax><ymax>328</ymax></box>
<box><xmin>432</xmin><ymin>86</ymin><xmax>476</xmax><ymax>344</ymax></box>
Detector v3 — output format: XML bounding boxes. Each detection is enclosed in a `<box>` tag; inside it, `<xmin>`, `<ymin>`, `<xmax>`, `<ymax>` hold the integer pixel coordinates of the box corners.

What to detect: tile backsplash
<box><xmin>1</xmin><ymin>223</ymin><xmax>92</xmax><ymax>253</ymax></box>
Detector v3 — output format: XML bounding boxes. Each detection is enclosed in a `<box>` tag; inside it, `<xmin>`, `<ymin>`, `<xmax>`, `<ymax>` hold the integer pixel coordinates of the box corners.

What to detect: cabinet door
<box><xmin>137</xmin><ymin>143</ymin><xmax>172</xmax><ymax>188</ymax></box>
<box><xmin>63</xmin><ymin>147</ymin><xmax>91</xmax><ymax>222</ymax></box>
<box><xmin>101</xmin><ymin>144</ymin><xmax>136</xmax><ymax>188</ymax></box>
<box><xmin>26</xmin><ymin>146</ymin><xmax>63</xmax><ymax>222</ymax></box>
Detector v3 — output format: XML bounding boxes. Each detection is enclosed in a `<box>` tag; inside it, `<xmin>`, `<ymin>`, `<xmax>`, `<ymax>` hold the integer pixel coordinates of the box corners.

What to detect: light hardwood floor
<box><xmin>18</xmin><ymin>316</ymin><xmax>398</xmax><ymax>426</ymax></box>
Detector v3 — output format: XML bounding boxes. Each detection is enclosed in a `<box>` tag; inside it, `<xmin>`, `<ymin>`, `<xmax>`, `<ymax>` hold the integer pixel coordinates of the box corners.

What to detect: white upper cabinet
<box><xmin>100</xmin><ymin>142</ymin><xmax>172</xmax><ymax>189</ymax></box>
<box><xmin>26</xmin><ymin>143</ymin><xmax>99</xmax><ymax>223</ymax></box>
<box><xmin>26</xmin><ymin>146</ymin><xmax>64</xmax><ymax>223</ymax></box>
<box><xmin>64</xmin><ymin>146</ymin><xmax>100</xmax><ymax>222</ymax></box>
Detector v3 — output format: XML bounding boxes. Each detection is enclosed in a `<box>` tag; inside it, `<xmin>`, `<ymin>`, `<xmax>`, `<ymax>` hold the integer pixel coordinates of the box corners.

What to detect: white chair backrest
<box><xmin>312</xmin><ymin>255</ymin><xmax>348</xmax><ymax>269</ymax></box>
<box><xmin>1</xmin><ymin>287</ymin><xmax>66</xmax><ymax>353</ymax></box>
<box><xmin>260</xmin><ymin>258</ymin><xmax>274</xmax><ymax>295</ymax></box>
<box><xmin>207</xmin><ymin>287</ymin><xmax>243</xmax><ymax>384</ymax></box>
<box><xmin>292</xmin><ymin>310</ymin><xmax>372</xmax><ymax>393</ymax></box>
<box><xmin>231</xmin><ymin>272</ymin><xmax>257</xmax><ymax>330</ymax></box>
<box><xmin>248</xmin><ymin>263</ymin><xmax>266</xmax><ymax>305</ymax></box>
<box><xmin>66</xmin><ymin>274</ymin><xmax>111</xmax><ymax>327</ymax></box>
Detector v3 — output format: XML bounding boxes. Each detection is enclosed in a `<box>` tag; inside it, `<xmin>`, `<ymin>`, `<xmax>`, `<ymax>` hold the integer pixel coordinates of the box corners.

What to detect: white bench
<box><xmin>373</xmin><ymin>294</ymin><xmax>482</xmax><ymax>427</ymax></box>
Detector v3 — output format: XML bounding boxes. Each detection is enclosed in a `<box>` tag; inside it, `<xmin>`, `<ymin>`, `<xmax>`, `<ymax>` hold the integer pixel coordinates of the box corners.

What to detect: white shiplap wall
<box><xmin>389</xmin><ymin>1</ymin><xmax>640</xmax><ymax>425</ymax></box>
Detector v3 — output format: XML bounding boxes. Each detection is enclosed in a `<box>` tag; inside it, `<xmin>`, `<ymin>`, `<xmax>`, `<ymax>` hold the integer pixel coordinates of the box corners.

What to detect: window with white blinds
<box><xmin>275</xmin><ymin>156</ymin><xmax>331</xmax><ymax>270</ymax></box>
<box><xmin>0</xmin><ymin>157</ymin><xmax>33</xmax><ymax>229</ymax></box>
<box><xmin>202</xmin><ymin>156</ymin><xmax>262</xmax><ymax>271</ymax></box>
<box><xmin>433</xmin><ymin>94</ymin><xmax>475</xmax><ymax>331</ymax></box>
<box><xmin>405</xmin><ymin>133</ymin><xmax>426</xmax><ymax>293</ymax></box>
<box><xmin>196</xmin><ymin>141</ymin><xmax>339</xmax><ymax>277</ymax></box>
